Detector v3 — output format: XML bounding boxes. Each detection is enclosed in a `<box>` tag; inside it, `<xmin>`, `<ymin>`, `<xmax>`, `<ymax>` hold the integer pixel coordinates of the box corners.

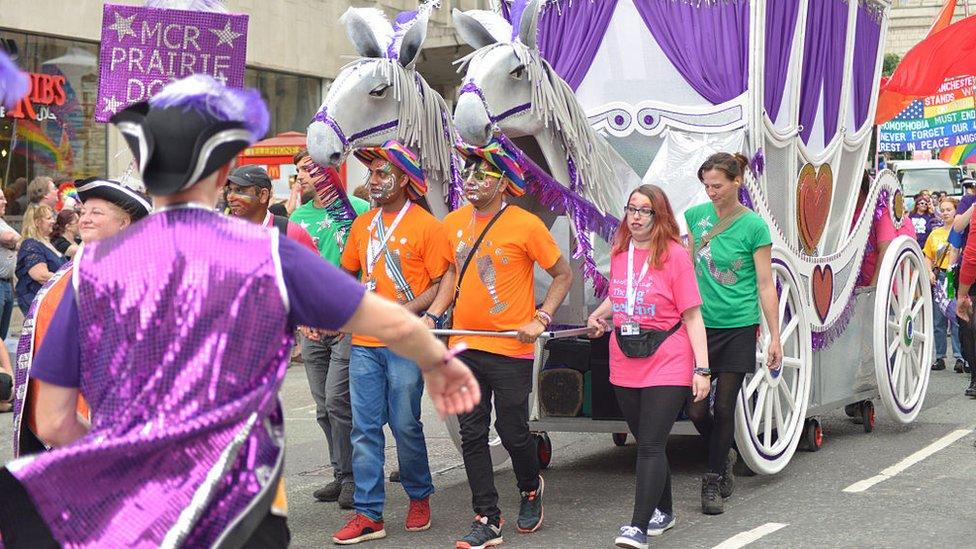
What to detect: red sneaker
<box><xmin>332</xmin><ymin>513</ymin><xmax>386</xmax><ymax>545</ymax></box>
<box><xmin>405</xmin><ymin>497</ymin><xmax>431</xmax><ymax>531</ymax></box>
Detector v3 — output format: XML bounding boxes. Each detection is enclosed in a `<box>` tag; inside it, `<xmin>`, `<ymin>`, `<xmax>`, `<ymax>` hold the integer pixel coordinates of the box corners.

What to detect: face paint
<box><xmin>463</xmin><ymin>161</ymin><xmax>504</xmax><ymax>205</ymax></box>
<box><xmin>368</xmin><ymin>161</ymin><xmax>399</xmax><ymax>202</ymax></box>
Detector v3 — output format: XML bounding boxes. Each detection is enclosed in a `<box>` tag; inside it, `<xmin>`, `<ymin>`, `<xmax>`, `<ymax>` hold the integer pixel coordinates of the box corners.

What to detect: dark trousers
<box><xmin>614</xmin><ymin>385</ymin><xmax>688</xmax><ymax>527</ymax></box>
<box><xmin>957</xmin><ymin>287</ymin><xmax>976</xmax><ymax>381</ymax></box>
<box><xmin>458</xmin><ymin>349</ymin><xmax>540</xmax><ymax>522</ymax></box>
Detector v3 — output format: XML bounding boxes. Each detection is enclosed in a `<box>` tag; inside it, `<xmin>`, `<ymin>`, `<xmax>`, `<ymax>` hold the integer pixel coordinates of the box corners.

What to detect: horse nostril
<box><xmin>483</xmin><ymin>123</ymin><xmax>492</xmax><ymax>139</ymax></box>
<box><xmin>328</xmin><ymin>152</ymin><xmax>341</xmax><ymax>165</ymax></box>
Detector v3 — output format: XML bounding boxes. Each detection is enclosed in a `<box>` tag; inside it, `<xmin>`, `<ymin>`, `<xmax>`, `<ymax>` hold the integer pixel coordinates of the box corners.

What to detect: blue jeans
<box><xmin>0</xmin><ymin>280</ymin><xmax>12</xmax><ymax>340</ymax></box>
<box><xmin>349</xmin><ymin>345</ymin><xmax>433</xmax><ymax>520</ymax></box>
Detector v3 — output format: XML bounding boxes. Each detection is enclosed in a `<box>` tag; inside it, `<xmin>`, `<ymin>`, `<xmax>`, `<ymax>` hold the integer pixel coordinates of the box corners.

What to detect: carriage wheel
<box><xmin>534</xmin><ymin>432</ymin><xmax>552</xmax><ymax>469</ymax></box>
<box><xmin>612</xmin><ymin>433</ymin><xmax>628</xmax><ymax>447</ymax></box>
<box><xmin>799</xmin><ymin>418</ymin><xmax>823</xmax><ymax>452</ymax></box>
<box><xmin>734</xmin><ymin>255</ymin><xmax>812</xmax><ymax>475</ymax></box>
<box><xmin>445</xmin><ymin>415</ymin><xmax>510</xmax><ymax>467</ymax></box>
<box><xmin>873</xmin><ymin>236</ymin><xmax>934</xmax><ymax>424</ymax></box>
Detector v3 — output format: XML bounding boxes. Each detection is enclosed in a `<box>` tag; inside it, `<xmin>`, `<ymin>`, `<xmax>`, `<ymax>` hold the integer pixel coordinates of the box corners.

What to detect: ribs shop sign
<box><xmin>96</xmin><ymin>4</ymin><xmax>248</xmax><ymax>122</ymax></box>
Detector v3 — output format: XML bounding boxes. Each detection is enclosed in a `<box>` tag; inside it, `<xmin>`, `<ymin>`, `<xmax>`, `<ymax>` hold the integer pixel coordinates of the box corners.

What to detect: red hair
<box><xmin>611</xmin><ymin>184</ymin><xmax>681</xmax><ymax>269</ymax></box>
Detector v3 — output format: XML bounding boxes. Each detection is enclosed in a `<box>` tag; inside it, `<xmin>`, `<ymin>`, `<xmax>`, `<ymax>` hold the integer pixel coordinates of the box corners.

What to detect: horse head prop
<box><xmin>307</xmin><ymin>3</ymin><xmax>456</xmax><ymax>217</ymax></box>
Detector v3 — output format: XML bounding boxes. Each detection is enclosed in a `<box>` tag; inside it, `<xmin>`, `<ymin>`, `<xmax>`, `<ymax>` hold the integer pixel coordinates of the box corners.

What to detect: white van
<box><xmin>889</xmin><ymin>159</ymin><xmax>964</xmax><ymax>198</ymax></box>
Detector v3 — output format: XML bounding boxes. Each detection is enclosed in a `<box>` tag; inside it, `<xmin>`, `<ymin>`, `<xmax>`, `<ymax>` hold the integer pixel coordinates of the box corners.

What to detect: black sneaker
<box><xmin>701</xmin><ymin>473</ymin><xmax>723</xmax><ymax>515</ymax></box>
<box><xmin>456</xmin><ymin>515</ymin><xmax>503</xmax><ymax>549</ymax></box>
<box><xmin>516</xmin><ymin>476</ymin><xmax>544</xmax><ymax>533</ymax></box>
<box><xmin>313</xmin><ymin>479</ymin><xmax>341</xmax><ymax>502</ymax></box>
<box><xmin>955</xmin><ymin>359</ymin><xmax>966</xmax><ymax>373</ymax></box>
<box><xmin>966</xmin><ymin>378</ymin><xmax>976</xmax><ymax>398</ymax></box>
<box><xmin>932</xmin><ymin>358</ymin><xmax>946</xmax><ymax>371</ymax></box>
<box><xmin>719</xmin><ymin>449</ymin><xmax>736</xmax><ymax>498</ymax></box>
<box><xmin>338</xmin><ymin>482</ymin><xmax>354</xmax><ymax>509</ymax></box>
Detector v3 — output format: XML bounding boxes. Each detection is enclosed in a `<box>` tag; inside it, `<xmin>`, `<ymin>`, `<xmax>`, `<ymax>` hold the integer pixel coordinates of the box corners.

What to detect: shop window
<box><xmin>245</xmin><ymin>68</ymin><xmax>323</xmax><ymax>137</ymax></box>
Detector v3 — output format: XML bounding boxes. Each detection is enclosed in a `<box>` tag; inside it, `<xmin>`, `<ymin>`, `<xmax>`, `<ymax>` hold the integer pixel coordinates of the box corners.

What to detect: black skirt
<box><xmin>706</xmin><ymin>325</ymin><xmax>759</xmax><ymax>374</ymax></box>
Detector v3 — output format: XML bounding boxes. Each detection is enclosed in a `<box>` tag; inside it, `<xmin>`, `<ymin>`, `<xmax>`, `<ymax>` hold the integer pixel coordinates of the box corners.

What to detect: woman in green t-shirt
<box><xmin>683</xmin><ymin>152</ymin><xmax>783</xmax><ymax>516</ymax></box>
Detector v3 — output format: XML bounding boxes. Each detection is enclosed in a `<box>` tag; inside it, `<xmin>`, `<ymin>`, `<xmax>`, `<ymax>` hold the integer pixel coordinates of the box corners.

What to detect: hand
<box><xmin>587</xmin><ymin>315</ymin><xmax>609</xmax><ymax>338</ymax></box>
<box><xmin>517</xmin><ymin>319</ymin><xmax>546</xmax><ymax>343</ymax></box>
<box><xmin>286</xmin><ymin>183</ymin><xmax>302</xmax><ymax>215</ymax></box>
<box><xmin>958</xmin><ymin>296</ymin><xmax>972</xmax><ymax>322</ymax></box>
<box><xmin>422</xmin><ymin>357</ymin><xmax>481</xmax><ymax>419</ymax></box>
<box><xmin>930</xmin><ymin>270</ymin><xmax>937</xmax><ymax>286</ymax></box>
<box><xmin>692</xmin><ymin>374</ymin><xmax>711</xmax><ymax>402</ymax></box>
<box><xmin>766</xmin><ymin>338</ymin><xmax>783</xmax><ymax>370</ymax></box>
<box><xmin>422</xmin><ymin>315</ymin><xmax>436</xmax><ymax>330</ymax></box>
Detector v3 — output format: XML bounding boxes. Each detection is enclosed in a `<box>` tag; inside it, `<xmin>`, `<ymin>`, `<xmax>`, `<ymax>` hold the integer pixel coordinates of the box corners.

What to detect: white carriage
<box><xmin>307</xmin><ymin>0</ymin><xmax>933</xmax><ymax>476</ymax></box>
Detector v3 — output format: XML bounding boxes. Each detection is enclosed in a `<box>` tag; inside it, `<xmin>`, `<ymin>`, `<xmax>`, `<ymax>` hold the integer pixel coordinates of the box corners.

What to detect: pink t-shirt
<box><xmin>857</xmin><ymin>206</ymin><xmax>917</xmax><ymax>286</ymax></box>
<box><xmin>608</xmin><ymin>241</ymin><xmax>702</xmax><ymax>388</ymax></box>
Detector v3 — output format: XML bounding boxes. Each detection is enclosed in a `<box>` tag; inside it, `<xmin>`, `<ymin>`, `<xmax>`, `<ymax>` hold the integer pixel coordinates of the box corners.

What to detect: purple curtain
<box><xmin>502</xmin><ymin>0</ymin><xmax>618</xmax><ymax>90</ymax></box>
<box><xmin>764</xmin><ymin>0</ymin><xmax>800</xmax><ymax>121</ymax></box>
<box><xmin>798</xmin><ymin>0</ymin><xmax>849</xmax><ymax>144</ymax></box>
<box><xmin>631</xmin><ymin>0</ymin><xmax>749</xmax><ymax>105</ymax></box>
<box><xmin>852</xmin><ymin>4</ymin><xmax>882</xmax><ymax>129</ymax></box>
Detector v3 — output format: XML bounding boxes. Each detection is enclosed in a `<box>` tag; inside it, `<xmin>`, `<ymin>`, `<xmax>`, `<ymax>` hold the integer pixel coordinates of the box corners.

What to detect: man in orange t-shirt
<box><xmin>424</xmin><ymin>140</ymin><xmax>572</xmax><ymax>546</ymax></box>
<box><xmin>335</xmin><ymin>140</ymin><xmax>450</xmax><ymax>544</ymax></box>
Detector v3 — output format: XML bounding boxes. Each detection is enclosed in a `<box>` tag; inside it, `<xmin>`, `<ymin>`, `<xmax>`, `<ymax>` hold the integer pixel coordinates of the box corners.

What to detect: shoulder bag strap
<box><xmin>454</xmin><ymin>205</ymin><xmax>508</xmax><ymax>306</ymax></box>
<box><xmin>692</xmin><ymin>204</ymin><xmax>749</xmax><ymax>259</ymax></box>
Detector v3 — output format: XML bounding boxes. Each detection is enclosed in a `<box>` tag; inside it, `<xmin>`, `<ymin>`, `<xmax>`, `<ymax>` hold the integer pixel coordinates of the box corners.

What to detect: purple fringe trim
<box><xmin>494</xmin><ymin>133</ymin><xmax>617</xmax><ymax>297</ymax></box>
<box><xmin>811</xmin><ymin>288</ymin><xmax>857</xmax><ymax>351</ymax></box>
<box><xmin>738</xmin><ymin>186</ymin><xmax>754</xmax><ymax>210</ymax></box>
<box><xmin>874</xmin><ymin>189</ymin><xmax>889</xmax><ymax>222</ymax></box>
<box><xmin>306</xmin><ymin>161</ymin><xmax>356</xmax><ymax>233</ymax></box>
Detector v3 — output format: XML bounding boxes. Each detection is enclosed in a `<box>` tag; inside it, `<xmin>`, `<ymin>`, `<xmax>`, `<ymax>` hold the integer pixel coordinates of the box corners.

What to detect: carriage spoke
<box><xmin>778</xmin><ymin>381</ymin><xmax>796</xmax><ymax>412</ymax></box>
<box><xmin>751</xmin><ymin>384</ymin><xmax>768</xmax><ymax>432</ymax></box>
<box><xmin>911</xmin><ymin>296</ymin><xmax>924</xmax><ymax>318</ymax></box>
<box><xmin>781</xmin><ymin>357</ymin><xmax>803</xmax><ymax>369</ymax></box>
<box><xmin>773</xmin><ymin>389</ymin><xmax>787</xmax><ymax>434</ymax></box>
<box><xmin>891</xmin><ymin>349</ymin><xmax>904</xmax><ymax>388</ymax></box>
<box><xmin>763</xmin><ymin>390</ymin><xmax>774</xmax><ymax>444</ymax></box>
<box><xmin>778</xmin><ymin>282</ymin><xmax>790</xmax><ymax>322</ymax></box>
<box><xmin>744</xmin><ymin>373</ymin><xmax>763</xmax><ymax>398</ymax></box>
<box><xmin>887</xmin><ymin>335</ymin><xmax>900</xmax><ymax>360</ymax></box>
<box><xmin>780</xmin><ymin>316</ymin><xmax>799</xmax><ymax>344</ymax></box>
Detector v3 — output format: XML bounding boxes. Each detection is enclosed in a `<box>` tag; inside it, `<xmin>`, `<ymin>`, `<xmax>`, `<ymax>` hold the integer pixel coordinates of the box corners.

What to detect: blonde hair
<box><xmin>22</xmin><ymin>204</ymin><xmax>55</xmax><ymax>241</ymax></box>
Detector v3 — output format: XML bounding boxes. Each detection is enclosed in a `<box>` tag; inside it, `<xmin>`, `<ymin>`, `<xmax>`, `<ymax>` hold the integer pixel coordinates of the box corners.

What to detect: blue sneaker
<box><xmin>614</xmin><ymin>525</ymin><xmax>648</xmax><ymax>549</ymax></box>
<box><xmin>646</xmin><ymin>509</ymin><xmax>675</xmax><ymax>536</ymax></box>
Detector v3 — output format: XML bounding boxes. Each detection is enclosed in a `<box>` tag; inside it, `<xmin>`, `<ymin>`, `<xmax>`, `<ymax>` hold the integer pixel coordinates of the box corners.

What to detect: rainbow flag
<box><xmin>940</xmin><ymin>143</ymin><xmax>976</xmax><ymax>165</ymax></box>
<box><xmin>12</xmin><ymin>120</ymin><xmax>73</xmax><ymax>172</ymax></box>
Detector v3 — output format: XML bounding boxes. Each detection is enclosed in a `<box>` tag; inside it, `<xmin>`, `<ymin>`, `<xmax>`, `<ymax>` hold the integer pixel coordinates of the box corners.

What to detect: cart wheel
<box><xmin>445</xmin><ymin>415</ymin><xmax>510</xmax><ymax>467</ymax></box>
<box><xmin>873</xmin><ymin>236</ymin><xmax>934</xmax><ymax>424</ymax></box>
<box><xmin>735</xmin><ymin>253</ymin><xmax>812</xmax><ymax>474</ymax></box>
<box><xmin>612</xmin><ymin>433</ymin><xmax>628</xmax><ymax>447</ymax></box>
<box><xmin>800</xmin><ymin>418</ymin><xmax>822</xmax><ymax>452</ymax></box>
<box><xmin>844</xmin><ymin>403</ymin><xmax>859</xmax><ymax>418</ymax></box>
<box><xmin>534</xmin><ymin>432</ymin><xmax>552</xmax><ymax>469</ymax></box>
<box><xmin>860</xmin><ymin>401</ymin><xmax>876</xmax><ymax>433</ymax></box>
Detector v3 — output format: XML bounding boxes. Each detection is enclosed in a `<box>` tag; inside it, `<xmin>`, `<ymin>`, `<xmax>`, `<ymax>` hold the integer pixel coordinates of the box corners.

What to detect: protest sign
<box><xmin>879</xmin><ymin>75</ymin><xmax>976</xmax><ymax>153</ymax></box>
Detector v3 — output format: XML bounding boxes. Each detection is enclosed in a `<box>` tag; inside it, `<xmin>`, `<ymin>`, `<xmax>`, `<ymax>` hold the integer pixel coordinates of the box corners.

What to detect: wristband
<box><xmin>693</xmin><ymin>367</ymin><xmax>712</xmax><ymax>377</ymax></box>
<box><xmin>534</xmin><ymin>309</ymin><xmax>552</xmax><ymax>327</ymax></box>
<box><xmin>423</xmin><ymin>311</ymin><xmax>445</xmax><ymax>329</ymax></box>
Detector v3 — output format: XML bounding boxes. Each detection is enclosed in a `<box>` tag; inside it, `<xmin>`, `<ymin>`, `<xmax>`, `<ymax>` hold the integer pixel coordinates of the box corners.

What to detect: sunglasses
<box><xmin>624</xmin><ymin>206</ymin><xmax>655</xmax><ymax>217</ymax></box>
<box><xmin>462</xmin><ymin>168</ymin><xmax>502</xmax><ymax>182</ymax></box>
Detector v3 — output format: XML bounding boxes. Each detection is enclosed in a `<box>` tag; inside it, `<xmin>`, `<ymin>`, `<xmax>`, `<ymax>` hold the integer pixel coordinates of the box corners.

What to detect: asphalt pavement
<box><xmin>2</xmin><ymin>345</ymin><xmax>974</xmax><ymax>548</ymax></box>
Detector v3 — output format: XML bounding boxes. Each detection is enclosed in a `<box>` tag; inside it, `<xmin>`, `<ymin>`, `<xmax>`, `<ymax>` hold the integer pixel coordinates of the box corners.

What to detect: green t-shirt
<box><xmin>290</xmin><ymin>196</ymin><xmax>370</xmax><ymax>267</ymax></box>
<box><xmin>684</xmin><ymin>202</ymin><xmax>772</xmax><ymax>328</ymax></box>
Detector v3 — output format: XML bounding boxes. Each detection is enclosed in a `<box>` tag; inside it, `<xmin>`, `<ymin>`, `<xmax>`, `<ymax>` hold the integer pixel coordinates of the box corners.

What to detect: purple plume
<box><xmin>144</xmin><ymin>0</ymin><xmax>227</xmax><ymax>12</ymax></box>
<box><xmin>149</xmin><ymin>74</ymin><xmax>269</xmax><ymax>141</ymax></box>
<box><xmin>509</xmin><ymin>0</ymin><xmax>530</xmax><ymax>40</ymax></box>
<box><xmin>749</xmin><ymin>147</ymin><xmax>765</xmax><ymax>177</ymax></box>
<box><xmin>0</xmin><ymin>50</ymin><xmax>29</xmax><ymax>109</ymax></box>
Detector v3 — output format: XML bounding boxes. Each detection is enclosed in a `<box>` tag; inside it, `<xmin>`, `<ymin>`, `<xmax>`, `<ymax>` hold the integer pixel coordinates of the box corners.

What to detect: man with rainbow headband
<box><xmin>334</xmin><ymin>139</ymin><xmax>451</xmax><ymax>544</ymax></box>
<box><xmin>0</xmin><ymin>76</ymin><xmax>480</xmax><ymax>548</ymax></box>
<box><xmin>424</xmin><ymin>138</ymin><xmax>572</xmax><ymax>549</ymax></box>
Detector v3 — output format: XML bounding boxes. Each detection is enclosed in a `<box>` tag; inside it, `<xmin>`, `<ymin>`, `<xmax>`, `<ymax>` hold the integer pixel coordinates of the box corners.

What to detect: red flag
<box><xmin>874</xmin><ymin>0</ymin><xmax>964</xmax><ymax>125</ymax></box>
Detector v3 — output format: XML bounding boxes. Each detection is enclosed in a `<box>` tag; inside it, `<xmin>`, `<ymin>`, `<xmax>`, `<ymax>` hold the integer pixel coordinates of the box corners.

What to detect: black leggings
<box><xmin>613</xmin><ymin>385</ymin><xmax>689</xmax><ymax>528</ymax></box>
<box><xmin>687</xmin><ymin>372</ymin><xmax>745</xmax><ymax>474</ymax></box>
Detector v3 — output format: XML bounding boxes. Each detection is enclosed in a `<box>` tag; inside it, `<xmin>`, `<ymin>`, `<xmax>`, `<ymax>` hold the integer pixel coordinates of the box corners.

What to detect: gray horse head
<box><xmin>307</xmin><ymin>5</ymin><xmax>455</xmax><ymax>216</ymax></box>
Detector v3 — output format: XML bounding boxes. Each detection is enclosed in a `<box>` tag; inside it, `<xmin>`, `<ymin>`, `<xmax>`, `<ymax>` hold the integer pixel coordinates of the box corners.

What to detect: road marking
<box><xmin>712</xmin><ymin>523</ymin><xmax>788</xmax><ymax>549</ymax></box>
<box><xmin>843</xmin><ymin>428</ymin><xmax>973</xmax><ymax>493</ymax></box>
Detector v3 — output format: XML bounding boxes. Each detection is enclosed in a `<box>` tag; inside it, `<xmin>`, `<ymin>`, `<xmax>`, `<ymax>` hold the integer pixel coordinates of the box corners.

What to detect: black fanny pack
<box><xmin>614</xmin><ymin>321</ymin><xmax>682</xmax><ymax>359</ymax></box>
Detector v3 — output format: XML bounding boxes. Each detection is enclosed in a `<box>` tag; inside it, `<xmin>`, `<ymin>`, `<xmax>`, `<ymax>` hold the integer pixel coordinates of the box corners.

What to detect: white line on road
<box><xmin>843</xmin><ymin>428</ymin><xmax>973</xmax><ymax>493</ymax></box>
<box><xmin>711</xmin><ymin>523</ymin><xmax>788</xmax><ymax>549</ymax></box>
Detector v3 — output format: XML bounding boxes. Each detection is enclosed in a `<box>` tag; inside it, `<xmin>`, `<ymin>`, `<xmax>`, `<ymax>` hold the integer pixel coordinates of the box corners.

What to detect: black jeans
<box><xmin>458</xmin><ymin>349</ymin><xmax>539</xmax><ymax>523</ymax></box>
<box><xmin>957</xmin><ymin>286</ymin><xmax>976</xmax><ymax>380</ymax></box>
<box><xmin>614</xmin><ymin>385</ymin><xmax>688</xmax><ymax>528</ymax></box>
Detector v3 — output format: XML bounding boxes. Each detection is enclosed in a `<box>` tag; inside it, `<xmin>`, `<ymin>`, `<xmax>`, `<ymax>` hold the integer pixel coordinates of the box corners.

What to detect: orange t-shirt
<box><xmin>442</xmin><ymin>204</ymin><xmax>562</xmax><ymax>357</ymax></box>
<box><xmin>341</xmin><ymin>202</ymin><xmax>449</xmax><ymax>347</ymax></box>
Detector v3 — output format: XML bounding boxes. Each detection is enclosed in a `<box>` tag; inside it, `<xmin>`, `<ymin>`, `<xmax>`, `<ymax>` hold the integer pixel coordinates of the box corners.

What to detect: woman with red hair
<box><xmin>587</xmin><ymin>184</ymin><xmax>711</xmax><ymax>549</ymax></box>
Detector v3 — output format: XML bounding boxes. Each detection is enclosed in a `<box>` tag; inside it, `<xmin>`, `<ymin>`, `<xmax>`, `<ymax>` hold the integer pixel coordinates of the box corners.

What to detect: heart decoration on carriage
<box><xmin>796</xmin><ymin>163</ymin><xmax>833</xmax><ymax>256</ymax></box>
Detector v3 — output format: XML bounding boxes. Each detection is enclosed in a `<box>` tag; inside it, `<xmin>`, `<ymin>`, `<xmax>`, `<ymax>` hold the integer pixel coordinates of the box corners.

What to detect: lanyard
<box><xmin>626</xmin><ymin>240</ymin><xmax>651</xmax><ymax>317</ymax></box>
<box><xmin>366</xmin><ymin>201</ymin><xmax>411</xmax><ymax>280</ymax></box>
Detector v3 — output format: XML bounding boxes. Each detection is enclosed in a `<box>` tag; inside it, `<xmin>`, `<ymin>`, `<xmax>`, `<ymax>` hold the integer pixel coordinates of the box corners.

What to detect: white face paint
<box><xmin>462</xmin><ymin>160</ymin><xmax>504</xmax><ymax>207</ymax></box>
<box><xmin>368</xmin><ymin>159</ymin><xmax>401</xmax><ymax>203</ymax></box>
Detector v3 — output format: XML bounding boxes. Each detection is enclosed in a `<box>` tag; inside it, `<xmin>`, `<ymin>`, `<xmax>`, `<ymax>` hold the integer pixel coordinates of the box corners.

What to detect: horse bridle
<box><xmin>459</xmin><ymin>80</ymin><xmax>531</xmax><ymax>129</ymax></box>
<box><xmin>311</xmin><ymin>107</ymin><xmax>399</xmax><ymax>150</ymax></box>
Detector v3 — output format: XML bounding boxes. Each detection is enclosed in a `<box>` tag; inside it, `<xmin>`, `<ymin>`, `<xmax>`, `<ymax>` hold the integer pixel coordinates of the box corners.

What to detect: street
<box><xmin>2</xmin><ymin>352</ymin><xmax>973</xmax><ymax>548</ymax></box>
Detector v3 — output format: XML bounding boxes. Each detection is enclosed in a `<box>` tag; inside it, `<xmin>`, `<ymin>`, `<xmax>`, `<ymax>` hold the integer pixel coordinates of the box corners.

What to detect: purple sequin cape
<box><xmin>7</xmin><ymin>208</ymin><xmax>293</xmax><ymax>547</ymax></box>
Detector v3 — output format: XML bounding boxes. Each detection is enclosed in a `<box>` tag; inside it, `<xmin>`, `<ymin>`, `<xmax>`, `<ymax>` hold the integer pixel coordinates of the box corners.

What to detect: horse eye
<box><xmin>369</xmin><ymin>84</ymin><xmax>390</xmax><ymax>97</ymax></box>
<box><xmin>510</xmin><ymin>65</ymin><xmax>525</xmax><ymax>79</ymax></box>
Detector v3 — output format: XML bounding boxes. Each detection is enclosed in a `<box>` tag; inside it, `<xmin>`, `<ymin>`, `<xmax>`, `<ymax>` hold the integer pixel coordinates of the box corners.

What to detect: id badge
<box><xmin>621</xmin><ymin>320</ymin><xmax>640</xmax><ymax>336</ymax></box>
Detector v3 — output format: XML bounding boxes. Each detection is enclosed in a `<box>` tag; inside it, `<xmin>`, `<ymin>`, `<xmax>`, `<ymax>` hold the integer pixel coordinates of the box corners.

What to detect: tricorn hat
<box><xmin>110</xmin><ymin>75</ymin><xmax>269</xmax><ymax>197</ymax></box>
<box><xmin>76</xmin><ymin>178</ymin><xmax>153</xmax><ymax>222</ymax></box>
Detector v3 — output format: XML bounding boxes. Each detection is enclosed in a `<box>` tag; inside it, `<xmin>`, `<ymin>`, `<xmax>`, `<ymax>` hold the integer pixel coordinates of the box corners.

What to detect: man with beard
<box><xmin>225</xmin><ymin>164</ymin><xmax>316</xmax><ymax>251</ymax></box>
<box><xmin>333</xmin><ymin>140</ymin><xmax>450</xmax><ymax>544</ymax></box>
<box><xmin>423</xmin><ymin>139</ymin><xmax>572</xmax><ymax>549</ymax></box>
<box><xmin>288</xmin><ymin>150</ymin><xmax>369</xmax><ymax>508</ymax></box>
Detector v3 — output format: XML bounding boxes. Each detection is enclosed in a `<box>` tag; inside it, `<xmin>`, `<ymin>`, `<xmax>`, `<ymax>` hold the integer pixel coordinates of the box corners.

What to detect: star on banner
<box><xmin>102</xmin><ymin>95</ymin><xmax>125</xmax><ymax>115</ymax></box>
<box><xmin>108</xmin><ymin>12</ymin><xmax>137</xmax><ymax>42</ymax></box>
<box><xmin>211</xmin><ymin>21</ymin><xmax>242</xmax><ymax>48</ymax></box>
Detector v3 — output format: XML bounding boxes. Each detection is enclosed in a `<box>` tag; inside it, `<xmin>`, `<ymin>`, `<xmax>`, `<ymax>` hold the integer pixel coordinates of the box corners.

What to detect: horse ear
<box><xmin>517</xmin><ymin>0</ymin><xmax>542</xmax><ymax>49</ymax></box>
<box><xmin>453</xmin><ymin>9</ymin><xmax>499</xmax><ymax>49</ymax></box>
<box><xmin>397</xmin><ymin>10</ymin><xmax>430</xmax><ymax>68</ymax></box>
<box><xmin>341</xmin><ymin>8</ymin><xmax>388</xmax><ymax>59</ymax></box>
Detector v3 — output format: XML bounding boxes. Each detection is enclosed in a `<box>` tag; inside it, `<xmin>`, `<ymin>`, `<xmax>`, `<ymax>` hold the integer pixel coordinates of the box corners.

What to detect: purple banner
<box><xmin>96</xmin><ymin>4</ymin><xmax>248</xmax><ymax>122</ymax></box>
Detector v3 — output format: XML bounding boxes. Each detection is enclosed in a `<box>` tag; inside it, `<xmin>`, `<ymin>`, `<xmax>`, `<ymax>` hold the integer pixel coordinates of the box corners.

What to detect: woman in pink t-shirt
<box><xmin>587</xmin><ymin>184</ymin><xmax>711</xmax><ymax>546</ymax></box>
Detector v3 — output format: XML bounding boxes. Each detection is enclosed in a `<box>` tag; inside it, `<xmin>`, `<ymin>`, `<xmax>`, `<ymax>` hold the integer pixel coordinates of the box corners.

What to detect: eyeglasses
<box><xmin>624</xmin><ymin>206</ymin><xmax>655</xmax><ymax>217</ymax></box>
<box><xmin>461</xmin><ymin>168</ymin><xmax>502</xmax><ymax>182</ymax></box>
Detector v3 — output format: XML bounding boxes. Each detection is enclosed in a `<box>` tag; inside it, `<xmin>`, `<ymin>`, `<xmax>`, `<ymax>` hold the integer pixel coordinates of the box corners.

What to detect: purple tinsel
<box><xmin>749</xmin><ymin>147</ymin><xmax>765</xmax><ymax>177</ymax></box>
<box><xmin>493</xmin><ymin>133</ymin><xmax>616</xmax><ymax>297</ymax></box>
<box><xmin>873</xmin><ymin>188</ymin><xmax>890</xmax><ymax>222</ymax></box>
<box><xmin>306</xmin><ymin>160</ymin><xmax>357</xmax><ymax>233</ymax></box>
<box><xmin>144</xmin><ymin>0</ymin><xmax>227</xmax><ymax>11</ymax></box>
<box><xmin>149</xmin><ymin>74</ymin><xmax>269</xmax><ymax>141</ymax></box>
<box><xmin>0</xmin><ymin>50</ymin><xmax>29</xmax><ymax>109</ymax></box>
<box><xmin>810</xmin><ymin>288</ymin><xmax>857</xmax><ymax>351</ymax></box>
<box><xmin>738</xmin><ymin>186</ymin><xmax>754</xmax><ymax>210</ymax></box>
